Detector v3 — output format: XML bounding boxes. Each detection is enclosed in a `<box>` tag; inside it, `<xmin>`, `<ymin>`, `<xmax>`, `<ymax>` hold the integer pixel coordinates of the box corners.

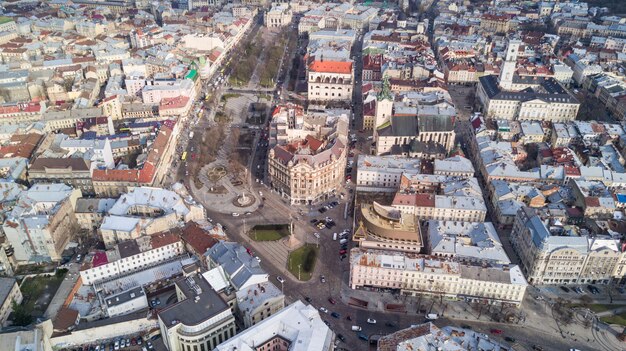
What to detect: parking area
<box><xmin>60</xmin><ymin>334</ymin><xmax>158</xmax><ymax>351</ymax></box>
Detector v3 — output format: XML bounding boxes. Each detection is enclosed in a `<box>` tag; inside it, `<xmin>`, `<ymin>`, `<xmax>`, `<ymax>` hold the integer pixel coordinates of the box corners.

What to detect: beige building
<box><xmin>357</xmin><ymin>202</ymin><xmax>422</xmax><ymax>253</ymax></box>
<box><xmin>510</xmin><ymin>207</ymin><xmax>626</xmax><ymax>285</ymax></box>
<box><xmin>235</xmin><ymin>281</ymin><xmax>285</xmax><ymax>328</ymax></box>
<box><xmin>28</xmin><ymin>158</ymin><xmax>94</xmax><ymax>195</ymax></box>
<box><xmin>264</xmin><ymin>4</ymin><xmax>292</xmax><ymax>28</ymax></box>
<box><xmin>307</xmin><ymin>60</ymin><xmax>353</xmax><ymax>101</ymax></box>
<box><xmin>349</xmin><ymin>248</ymin><xmax>528</xmax><ymax>306</ymax></box>
<box><xmin>268</xmin><ymin>105</ymin><xmax>348</xmax><ymax>205</ymax></box>
<box><xmin>0</xmin><ymin>277</ymin><xmax>22</xmax><ymax>327</ymax></box>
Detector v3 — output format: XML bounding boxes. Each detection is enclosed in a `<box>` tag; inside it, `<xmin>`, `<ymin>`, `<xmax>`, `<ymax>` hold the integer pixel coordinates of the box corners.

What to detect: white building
<box><xmin>215</xmin><ymin>300</ymin><xmax>334</xmax><ymax>351</ymax></box>
<box><xmin>264</xmin><ymin>4</ymin><xmax>292</xmax><ymax>28</ymax></box>
<box><xmin>205</xmin><ymin>241</ymin><xmax>269</xmax><ymax>291</ymax></box>
<box><xmin>307</xmin><ymin>60</ymin><xmax>353</xmax><ymax>101</ymax></box>
<box><xmin>80</xmin><ymin>232</ymin><xmax>185</xmax><ymax>285</ymax></box>
<box><xmin>356</xmin><ymin>155</ymin><xmax>422</xmax><ymax>192</ymax></box>
<box><xmin>103</xmin><ymin>286</ymin><xmax>148</xmax><ymax>318</ymax></box>
<box><xmin>350</xmin><ymin>248</ymin><xmax>528</xmax><ymax>306</ymax></box>
<box><xmin>433</xmin><ymin>156</ymin><xmax>475</xmax><ymax>177</ymax></box>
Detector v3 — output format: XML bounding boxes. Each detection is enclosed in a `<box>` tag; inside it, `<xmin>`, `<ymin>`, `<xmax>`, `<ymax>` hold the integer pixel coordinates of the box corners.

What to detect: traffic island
<box><xmin>287</xmin><ymin>244</ymin><xmax>318</xmax><ymax>281</ymax></box>
<box><xmin>249</xmin><ymin>224</ymin><xmax>290</xmax><ymax>241</ymax></box>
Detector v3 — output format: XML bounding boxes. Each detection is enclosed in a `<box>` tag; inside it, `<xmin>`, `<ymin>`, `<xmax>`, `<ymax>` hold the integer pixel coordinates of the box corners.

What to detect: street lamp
<box><xmin>298</xmin><ymin>264</ymin><xmax>301</xmax><ymax>280</ymax></box>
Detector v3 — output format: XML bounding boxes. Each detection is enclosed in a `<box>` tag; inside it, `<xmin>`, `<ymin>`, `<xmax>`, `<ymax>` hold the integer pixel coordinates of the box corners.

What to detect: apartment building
<box><xmin>158</xmin><ymin>271</ymin><xmax>236</xmax><ymax>351</ymax></box>
<box><xmin>510</xmin><ymin>207</ymin><xmax>626</xmax><ymax>285</ymax></box>
<box><xmin>355</xmin><ymin>155</ymin><xmax>422</xmax><ymax>192</ymax></box>
<box><xmin>235</xmin><ymin>281</ymin><xmax>285</xmax><ymax>328</ymax></box>
<box><xmin>358</xmin><ymin>202</ymin><xmax>423</xmax><ymax>253</ymax></box>
<box><xmin>267</xmin><ymin>106</ymin><xmax>348</xmax><ymax>205</ymax></box>
<box><xmin>349</xmin><ymin>248</ymin><xmax>527</xmax><ymax>306</ymax></box>
<box><xmin>215</xmin><ymin>301</ymin><xmax>334</xmax><ymax>351</ymax></box>
<box><xmin>3</xmin><ymin>184</ymin><xmax>81</xmax><ymax>263</ymax></box>
<box><xmin>80</xmin><ymin>232</ymin><xmax>185</xmax><ymax>285</ymax></box>
<box><xmin>0</xmin><ymin>278</ymin><xmax>22</xmax><ymax>327</ymax></box>
<box><xmin>28</xmin><ymin>158</ymin><xmax>94</xmax><ymax>195</ymax></box>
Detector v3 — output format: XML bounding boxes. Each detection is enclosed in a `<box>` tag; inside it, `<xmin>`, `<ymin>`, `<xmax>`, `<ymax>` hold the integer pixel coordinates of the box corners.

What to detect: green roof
<box><xmin>185</xmin><ymin>69</ymin><xmax>198</xmax><ymax>81</ymax></box>
<box><xmin>0</xmin><ymin>17</ymin><xmax>14</xmax><ymax>25</ymax></box>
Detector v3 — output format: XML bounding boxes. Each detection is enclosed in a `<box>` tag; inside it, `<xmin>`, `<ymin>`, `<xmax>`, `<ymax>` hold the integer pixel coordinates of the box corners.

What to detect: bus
<box><xmin>181</xmin><ymin>152</ymin><xmax>187</xmax><ymax>161</ymax></box>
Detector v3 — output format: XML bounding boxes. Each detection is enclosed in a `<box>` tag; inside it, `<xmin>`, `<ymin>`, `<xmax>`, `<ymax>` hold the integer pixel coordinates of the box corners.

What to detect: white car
<box><xmin>313</xmin><ymin>232</ymin><xmax>320</xmax><ymax>239</ymax></box>
<box><xmin>276</xmin><ymin>276</ymin><xmax>285</xmax><ymax>283</ymax></box>
<box><xmin>232</xmin><ymin>212</ymin><xmax>240</xmax><ymax>217</ymax></box>
<box><xmin>255</xmin><ymin>256</ymin><xmax>261</xmax><ymax>263</ymax></box>
<box><xmin>367</xmin><ymin>318</ymin><xmax>377</xmax><ymax>324</ymax></box>
<box><xmin>319</xmin><ymin>307</ymin><xmax>329</xmax><ymax>313</ymax></box>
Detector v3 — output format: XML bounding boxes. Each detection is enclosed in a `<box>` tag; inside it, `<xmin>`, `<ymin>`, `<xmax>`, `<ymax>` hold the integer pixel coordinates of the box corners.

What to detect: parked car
<box><xmin>351</xmin><ymin>325</ymin><xmax>362</xmax><ymax>331</ymax></box>
<box><xmin>310</xmin><ymin>219</ymin><xmax>318</xmax><ymax>224</ymax></box>
<box><xmin>319</xmin><ymin>307</ymin><xmax>329</xmax><ymax>313</ymax></box>
<box><xmin>340</xmin><ymin>254</ymin><xmax>347</xmax><ymax>260</ymax></box>
<box><xmin>367</xmin><ymin>318</ymin><xmax>376</xmax><ymax>324</ymax></box>
<box><xmin>490</xmin><ymin>329</ymin><xmax>503</xmax><ymax>334</ymax></box>
<box><xmin>276</xmin><ymin>276</ymin><xmax>285</xmax><ymax>283</ymax></box>
<box><xmin>320</xmin><ymin>275</ymin><xmax>326</xmax><ymax>283</ymax></box>
<box><xmin>505</xmin><ymin>336</ymin><xmax>516</xmax><ymax>342</ymax></box>
<box><xmin>339</xmin><ymin>250</ymin><xmax>347</xmax><ymax>255</ymax></box>
<box><xmin>358</xmin><ymin>333</ymin><xmax>368</xmax><ymax>341</ymax></box>
<box><xmin>559</xmin><ymin>286</ymin><xmax>570</xmax><ymax>293</ymax></box>
<box><xmin>337</xmin><ymin>334</ymin><xmax>346</xmax><ymax>342</ymax></box>
<box><xmin>331</xmin><ymin>312</ymin><xmax>340</xmax><ymax>318</ymax></box>
<box><xmin>304</xmin><ymin>297</ymin><xmax>312</xmax><ymax>303</ymax></box>
<box><xmin>328</xmin><ymin>297</ymin><xmax>337</xmax><ymax>304</ymax></box>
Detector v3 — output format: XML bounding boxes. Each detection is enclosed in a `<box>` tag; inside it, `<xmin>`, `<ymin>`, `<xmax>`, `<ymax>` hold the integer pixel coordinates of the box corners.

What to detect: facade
<box><xmin>307</xmin><ymin>60</ymin><xmax>353</xmax><ymax>102</ymax></box>
<box><xmin>80</xmin><ymin>232</ymin><xmax>185</xmax><ymax>285</ymax></box>
<box><xmin>235</xmin><ymin>281</ymin><xmax>285</xmax><ymax>328</ymax></box>
<box><xmin>355</xmin><ymin>155</ymin><xmax>422</xmax><ymax>192</ymax></box>
<box><xmin>510</xmin><ymin>207</ymin><xmax>626</xmax><ymax>285</ymax></box>
<box><xmin>0</xmin><ymin>277</ymin><xmax>22</xmax><ymax>327</ymax></box>
<box><xmin>378</xmin><ymin>323</ymin><xmax>511</xmax><ymax>350</ymax></box>
<box><xmin>158</xmin><ymin>271</ymin><xmax>236</xmax><ymax>351</ymax></box>
<box><xmin>3</xmin><ymin>184</ymin><xmax>81</xmax><ymax>263</ymax></box>
<box><xmin>477</xmin><ymin>39</ymin><xmax>580</xmax><ymax>121</ymax></box>
<box><xmin>358</xmin><ymin>202</ymin><xmax>422</xmax><ymax>253</ymax></box>
<box><xmin>350</xmin><ymin>248</ymin><xmax>528</xmax><ymax>306</ymax></box>
<box><xmin>215</xmin><ymin>300</ymin><xmax>334</xmax><ymax>351</ymax></box>
<box><xmin>264</xmin><ymin>4</ymin><xmax>292</xmax><ymax>28</ymax></box>
<box><xmin>267</xmin><ymin>105</ymin><xmax>348</xmax><ymax>205</ymax></box>
<box><xmin>28</xmin><ymin>158</ymin><xmax>94</xmax><ymax>195</ymax></box>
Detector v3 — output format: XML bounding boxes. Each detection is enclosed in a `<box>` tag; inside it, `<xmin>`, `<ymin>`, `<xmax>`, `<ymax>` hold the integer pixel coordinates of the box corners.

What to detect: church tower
<box><xmin>374</xmin><ymin>75</ymin><xmax>394</xmax><ymax>129</ymax></box>
<box><xmin>498</xmin><ymin>38</ymin><xmax>521</xmax><ymax>91</ymax></box>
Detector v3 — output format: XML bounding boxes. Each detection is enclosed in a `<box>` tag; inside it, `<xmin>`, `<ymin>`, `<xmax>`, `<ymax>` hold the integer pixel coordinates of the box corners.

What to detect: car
<box><xmin>358</xmin><ymin>332</ymin><xmax>368</xmax><ymax>341</ymax></box>
<box><xmin>328</xmin><ymin>297</ymin><xmax>337</xmax><ymax>304</ymax></box>
<box><xmin>131</xmin><ymin>338</ymin><xmax>137</xmax><ymax>346</ymax></box>
<box><xmin>304</xmin><ymin>296</ymin><xmax>312</xmax><ymax>303</ymax></box>
<box><xmin>310</xmin><ymin>219</ymin><xmax>318</xmax><ymax>224</ymax></box>
<box><xmin>114</xmin><ymin>341</ymin><xmax>120</xmax><ymax>350</ymax></box>
<box><xmin>505</xmin><ymin>336</ymin><xmax>516</xmax><ymax>342</ymax></box>
<box><xmin>319</xmin><ymin>307</ymin><xmax>329</xmax><ymax>313</ymax></box>
<box><xmin>560</xmin><ymin>286</ymin><xmax>570</xmax><ymax>293</ymax></box>
<box><xmin>490</xmin><ymin>329</ymin><xmax>503</xmax><ymax>334</ymax></box>
<box><xmin>255</xmin><ymin>256</ymin><xmax>261</xmax><ymax>263</ymax></box>
<box><xmin>618</xmin><ymin>287</ymin><xmax>625</xmax><ymax>294</ymax></box>
<box><xmin>276</xmin><ymin>276</ymin><xmax>285</xmax><ymax>283</ymax></box>
<box><xmin>339</xmin><ymin>250</ymin><xmax>347</xmax><ymax>255</ymax></box>
<box><xmin>461</xmin><ymin>324</ymin><xmax>472</xmax><ymax>329</ymax></box>
<box><xmin>323</xmin><ymin>320</ymin><xmax>330</xmax><ymax>327</ymax></box>
<box><xmin>146</xmin><ymin>341</ymin><xmax>154</xmax><ymax>350</ymax></box>
<box><xmin>367</xmin><ymin>318</ymin><xmax>376</xmax><ymax>324</ymax></box>
<box><xmin>126</xmin><ymin>339</ymin><xmax>131</xmax><ymax>347</ymax></box>
<box><xmin>331</xmin><ymin>312</ymin><xmax>340</xmax><ymax>318</ymax></box>
<box><xmin>319</xmin><ymin>207</ymin><xmax>327</xmax><ymax>213</ymax></box>
<box><xmin>340</xmin><ymin>254</ymin><xmax>347</xmax><ymax>260</ymax></box>
<box><xmin>320</xmin><ymin>275</ymin><xmax>326</xmax><ymax>283</ymax></box>
<box><xmin>231</xmin><ymin>212</ymin><xmax>240</xmax><ymax>217</ymax></box>
<box><xmin>587</xmin><ymin>285</ymin><xmax>599</xmax><ymax>294</ymax></box>
<box><xmin>532</xmin><ymin>346</ymin><xmax>543</xmax><ymax>351</ymax></box>
<box><xmin>385</xmin><ymin>321</ymin><xmax>397</xmax><ymax>327</ymax></box>
<box><xmin>313</xmin><ymin>232</ymin><xmax>320</xmax><ymax>239</ymax></box>
<box><xmin>337</xmin><ymin>334</ymin><xmax>346</xmax><ymax>342</ymax></box>
<box><xmin>136</xmin><ymin>337</ymin><xmax>142</xmax><ymax>345</ymax></box>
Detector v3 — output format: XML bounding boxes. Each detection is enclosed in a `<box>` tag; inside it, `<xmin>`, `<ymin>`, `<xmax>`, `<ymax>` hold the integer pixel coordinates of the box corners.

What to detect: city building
<box><xmin>350</xmin><ymin>248</ymin><xmax>528</xmax><ymax>306</ymax></box>
<box><xmin>356</xmin><ymin>155</ymin><xmax>422</xmax><ymax>192</ymax></box>
<box><xmin>307</xmin><ymin>60</ymin><xmax>353</xmax><ymax>102</ymax></box>
<box><xmin>357</xmin><ymin>202</ymin><xmax>422</xmax><ymax>253</ymax></box>
<box><xmin>235</xmin><ymin>281</ymin><xmax>285</xmax><ymax>328</ymax></box>
<box><xmin>0</xmin><ymin>277</ymin><xmax>22</xmax><ymax>327</ymax></box>
<box><xmin>3</xmin><ymin>183</ymin><xmax>81</xmax><ymax>263</ymax></box>
<box><xmin>80</xmin><ymin>231</ymin><xmax>185</xmax><ymax>285</ymax></box>
<box><xmin>205</xmin><ymin>241</ymin><xmax>268</xmax><ymax>292</ymax></box>
<box><xmin>99</xmin><ymin>187</ymin><xmax>204</xmax><ymax>248</ymax></box>
<box><xmin>377</xmin><ymin>323</ymin><xmax>512</xmax><ymax>351</ymax></box>
<box><xmin>264</xmin><ymin>4</ymin><xmax>292</xmax><ymax>28</ymax></box>
<box><xmin>215</xmin><ymin>300</ymin><xmax>334</xmax><ymax>351</ymax></box>
<box><xmin>477</xmin><ymin>39</ymin><xmax>580</xmax><ymax>121</ymax></box>
<box><xmin>158</xmin><ymin>271</ymin><xmax>236</xmax><ymax>351</ymax></box>
<box><xmin>267</xmin><ymin>105</ymin><xmax>348</xmax><ymax>205</ymax></box>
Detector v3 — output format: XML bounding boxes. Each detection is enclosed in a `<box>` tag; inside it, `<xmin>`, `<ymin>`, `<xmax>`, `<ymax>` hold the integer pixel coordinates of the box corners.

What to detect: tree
<box><xmin>11</xmin><ymin>300</ymin><xmax>32</xmax><ymax>327</ymax></box>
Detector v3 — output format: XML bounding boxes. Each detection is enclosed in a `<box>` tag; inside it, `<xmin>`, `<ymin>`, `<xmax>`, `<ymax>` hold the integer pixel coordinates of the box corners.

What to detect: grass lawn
<box><xmin>571</xmin><ymin>304</ymin><xmax>626</xmax><ymax>313</ymax></box>
<box><xmin>249</xmin><ymin>224</ymin><xmax>290</xmax><ymax>241</ymax></box>
<box><xmin>20</xmin><ymin>274</ymin><xmax>64</xmax><ymax>318</ymax></box>
<box><xmin>287</xmin><ymin>244</ymin><xmax>318</xmax><ymax>281</ymax></box>
<box><xmin>601</xmin><ymin>312</ymin><xmax>626</xmax><ymax>326</ymax></box>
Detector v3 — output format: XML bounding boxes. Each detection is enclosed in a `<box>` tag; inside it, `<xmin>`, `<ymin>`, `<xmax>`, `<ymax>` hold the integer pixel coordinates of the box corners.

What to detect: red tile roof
<box><xmin>0</xmin><ymin>102</ymin><xmax>42</xmax><ymax>116</ymax></box>
<box><xmin>309</xmin><ymin>60</ymin><xmax>352</xmax><ymax>74</ymax></box>
<box><xmin>181</xmin><ymin>222</ymin><xmax>218</xmax><ymax>254</ymax></box>
<box><xmin>151</xmin><ymin>231</ymin><xmax>181</xmax><ymax>249</ymax></box>
<box><xmin>91</xmin><ymin>251</ymin><xmax>108</xmax><ymax>268</ymax></box>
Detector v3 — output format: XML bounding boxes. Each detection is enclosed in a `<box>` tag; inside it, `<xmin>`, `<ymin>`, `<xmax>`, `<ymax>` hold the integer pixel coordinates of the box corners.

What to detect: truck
<box><xmin>426</xmin><ymin>313</ymin><xmax>439</xmax><ymax>320</ymax></box>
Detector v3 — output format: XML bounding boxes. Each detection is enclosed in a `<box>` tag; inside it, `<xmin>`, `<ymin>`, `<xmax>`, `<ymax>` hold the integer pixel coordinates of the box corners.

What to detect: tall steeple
<box><xmin>375</xmin><ymin>75</ymin><xmax>394</xmax><ymax>129</ymax></box>
<box><xmin>498</xmin><ymin>38</ymin><xmax>521</xmax><ymax>91</ymax></box>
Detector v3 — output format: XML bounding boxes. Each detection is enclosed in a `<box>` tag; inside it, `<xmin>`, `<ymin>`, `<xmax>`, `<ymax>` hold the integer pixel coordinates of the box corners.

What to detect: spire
<box><xmin>378</xmin><ymin>75</ymin><xmax>393</xmax><ymax>101</ymax></box>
